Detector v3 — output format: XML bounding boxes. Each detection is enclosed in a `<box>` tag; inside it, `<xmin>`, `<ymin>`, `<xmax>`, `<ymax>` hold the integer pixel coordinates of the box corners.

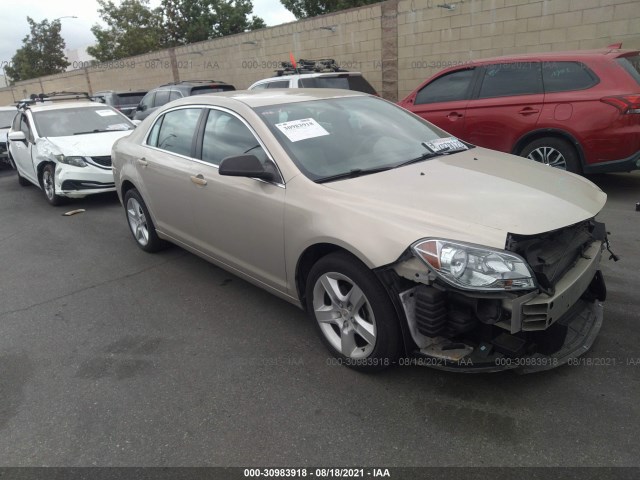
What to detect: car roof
<box><xmin>445</xmin><ymin>48</ymin><xmax>639</xmax><ymax>69</ymax></box>
<box><xmin>27</xmin><ymin>101</ymin><xmax>110</xmax><ymax>112</ymax></box>
<box><xmin>165</xmin><ymin>88</ymin><xmax>367</xmax><ymax>109</ymax></box>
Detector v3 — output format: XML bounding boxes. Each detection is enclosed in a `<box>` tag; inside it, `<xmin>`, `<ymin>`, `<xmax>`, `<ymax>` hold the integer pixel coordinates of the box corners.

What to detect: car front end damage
<box><xmin>53</xmin><ymin>156</ymin><xmax>116</xmax><ymax>198</ymax></box>
<box><xmin>381</xmin><ymin>219</ymin><xmax>610</xmax><ymax>373</ymax></box>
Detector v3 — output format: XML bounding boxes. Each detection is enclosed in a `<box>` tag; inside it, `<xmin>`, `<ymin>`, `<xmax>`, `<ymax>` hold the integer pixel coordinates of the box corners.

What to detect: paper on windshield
<box><xmin>423</xmin><ymin>137</ymin><xmax>467</xmax><ymax>153</ymax></box>
<box><xmin>275</xmin><ymin>118</ymin><xmax>329</xmax><ymax>143</ymax></box>
<box><xmin>96</xmin><ymin>109</ymin><xmax>118</xmax><ymax>117</ymax></box>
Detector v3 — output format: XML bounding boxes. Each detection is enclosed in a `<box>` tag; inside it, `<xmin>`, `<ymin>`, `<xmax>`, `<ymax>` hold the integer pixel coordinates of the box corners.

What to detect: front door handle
<box><xmin>190</xmin><ymin>174</ymin><xmax>207</xmax><ymax>186</ymax></box>
<box><xmin>137</xmin><ymin>157</ymin><xmax>148</xmax><ymax>167</ymax></box>
<box><xmin>447</xmin><ymin>112</ymin><xmax>464</xmax><ymax>120</ymax></box>
<box><xmin>518</xmin><ymin>107</ymin><xmax>540</xmax><ymax>115</ymax></box>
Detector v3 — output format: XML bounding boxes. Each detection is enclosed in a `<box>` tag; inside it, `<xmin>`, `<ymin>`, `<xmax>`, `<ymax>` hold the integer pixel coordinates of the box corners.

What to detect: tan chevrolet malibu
<box><xmin>111</xmin><ymin>89</ymin><xmax>613</xmax><ymax>373</ymax></box>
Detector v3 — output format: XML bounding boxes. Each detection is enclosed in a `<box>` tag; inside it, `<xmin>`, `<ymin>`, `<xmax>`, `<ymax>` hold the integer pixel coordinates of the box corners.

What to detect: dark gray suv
<box><xmin>133</xmin><ymin>80</ymin><xmax>236</xmax><ymax>121</ymax></box>
<box><xmin>93</xmin><ymin>90</ymin><xmax>147</xmax><ymax>119</ymax></box>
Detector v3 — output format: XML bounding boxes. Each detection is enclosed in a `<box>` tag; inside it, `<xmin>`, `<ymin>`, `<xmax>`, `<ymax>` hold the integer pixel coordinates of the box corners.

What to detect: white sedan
<box><xmin>8</xmin><ymin>99</ymin><xmax>135</xmax><ymax>205</ymax></box>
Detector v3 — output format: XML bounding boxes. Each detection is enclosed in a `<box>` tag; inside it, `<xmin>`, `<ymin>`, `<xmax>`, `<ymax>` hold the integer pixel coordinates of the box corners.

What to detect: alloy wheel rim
<box><xmin>312</xmin><ymin>272</ymin><xmax>377</xmax><ymax>359</ymax></box>
<box><xmin>126</xmin><ymin>197</ymin><xmax>149</xmax><ymax>246</ymax></box>
<box><xmin>43</xmin><ymin>170</ymin><xmax>54</xmax><ymax>199</ymax></box>
<box><xmin>527</xmin><ymin>146</ymin><xmax>567</xmax><ymax>169</ymax></box>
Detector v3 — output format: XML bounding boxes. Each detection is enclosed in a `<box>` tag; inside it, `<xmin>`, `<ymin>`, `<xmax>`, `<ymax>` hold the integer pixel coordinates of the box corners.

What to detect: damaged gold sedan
<box><xmin>112</xmin><ymin>89</ymin><xmax>613</xmax><ymax>373</ymax></box>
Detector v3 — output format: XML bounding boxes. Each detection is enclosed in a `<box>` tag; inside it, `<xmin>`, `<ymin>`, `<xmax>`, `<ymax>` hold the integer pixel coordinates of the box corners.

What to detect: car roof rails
<box><xmin>275</xmin><ymin>58</ymin><xmax>349</xmax><ymax>77</ymax></box>
<box><xmin>160</xmin><ymin>79</ymin><xmax>228</xmax><ymax>86</ymax></box>
<box><xmin>16</xmin><ymin>91</ymin><xmax>93</xmax><ymax>110</ymax></box>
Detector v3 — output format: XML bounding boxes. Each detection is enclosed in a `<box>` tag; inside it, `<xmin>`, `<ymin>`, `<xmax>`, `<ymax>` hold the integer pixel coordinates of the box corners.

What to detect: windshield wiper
<box><xmin>73</xmin><ymin>128</ymin><xmax>130</xmax><ymax>135</ymax></box>
<box><xmin>316</xmin><ymin>166</ymin><xmax>393</xmax><ymax>184</ymax></box>
<box><xmin>395</xmin><ymin>144</ymin><xmax>471</xmax><ymax>169</ymax></box>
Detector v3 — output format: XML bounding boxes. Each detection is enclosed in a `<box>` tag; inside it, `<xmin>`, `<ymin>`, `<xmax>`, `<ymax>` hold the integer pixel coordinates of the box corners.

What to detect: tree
<box><xmin>4</xmin><ymin>17</ymin><xmax>70</xmax><ymax>82</ymax></box>
<box><xmin>87</xmin><ymin>0</ymin><xmax>164</xmax><ymax>62</ymax></box>
<box><xmin>161</xmin><ymin>0</ymin><xmax>266</xmax><ymax>47</ymax></box>
<box><xmin>280</xmin><ymin>0</ymin><xmax>383</xmax><ymax>19</ymax></box>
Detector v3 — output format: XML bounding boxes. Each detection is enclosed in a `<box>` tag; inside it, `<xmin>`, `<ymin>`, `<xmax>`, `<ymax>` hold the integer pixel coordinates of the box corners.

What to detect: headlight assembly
<box><xmin>411</xmin><ymin>239</ymin><xmax>537</xmax><ymax>291</ymax></box>
<box><xmin>55</xmin><ymin>154</ymin><xmax>87</xmax><ymax>168</ymax></box>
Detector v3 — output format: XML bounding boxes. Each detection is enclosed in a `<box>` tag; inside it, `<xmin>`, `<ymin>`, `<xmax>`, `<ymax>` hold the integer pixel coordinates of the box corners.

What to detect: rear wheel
<box><xmin>41</xmin><ymin>164</ymin><xmax>63</xmax><ymax>205</ymax></box>
<box><xmin>520</xmin><ymin>137</ymin><xmax>581</xmax><ymax>174</ymax></box>
<box><xmin>305</xmin><ymin>252</ymin><xmax>401</xmax><ymax>372</ymax></box>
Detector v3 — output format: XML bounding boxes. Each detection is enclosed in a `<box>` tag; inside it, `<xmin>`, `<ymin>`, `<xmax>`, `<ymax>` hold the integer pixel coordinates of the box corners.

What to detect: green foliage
<box><xmin>280</xmin><ymin>0</ymin><xmax>383</xmax><ymax>19</ymax></box>
<box><xmin>86</xmin><ymin>0</ymin><xmax>266</xmax><ymax>60</ymax></box>
<box><xmin>4</xmin><ymin>17</ymin><xmax>70</xmax><ymax>82</ymax></box>
<box><xmin>161</xmin><ymin>0</ymin><xmax>265</xmax><ymax>47</ymax></box>
<box><xmin>86</xmin><ymin>0</ymin><xmax>164</xmax><ymax>62</ymax></box>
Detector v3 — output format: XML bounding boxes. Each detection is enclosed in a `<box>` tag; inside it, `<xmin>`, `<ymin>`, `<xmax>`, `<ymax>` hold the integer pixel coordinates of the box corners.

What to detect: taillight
<box><xmin>601</xmin><ymin>94</ymin><xmax>640</xmax><ymax>114</ymax></box>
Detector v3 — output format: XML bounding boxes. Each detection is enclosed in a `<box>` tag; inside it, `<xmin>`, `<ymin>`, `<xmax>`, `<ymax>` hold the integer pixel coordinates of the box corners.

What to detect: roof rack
<box><xmin>16</xmin><ymin>92</ymin><xmax>92</xmax><ymax>109</ymax></box>
<box><xmin>275</xmin><ymin>58</ymin><xmax>349</xmax><ymax>77</ymax></box>
<box><xmin>160</xmin><ymin>79</ymin><xmax>228</xmax><ymax>86</ymax></box>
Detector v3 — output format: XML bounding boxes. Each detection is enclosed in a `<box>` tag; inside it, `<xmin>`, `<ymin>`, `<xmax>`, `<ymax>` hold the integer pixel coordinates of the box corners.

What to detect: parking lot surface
<box><xmin>0</xmin><ymin>167</ymin><xmax>638</xmax><ymax>467</ymax></box>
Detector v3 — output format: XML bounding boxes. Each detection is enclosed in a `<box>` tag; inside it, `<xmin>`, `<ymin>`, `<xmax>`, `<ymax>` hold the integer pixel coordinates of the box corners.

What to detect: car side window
<box><xmin>20</xmin><ymin>114</ymin><xmax>34</xmax><ymax>142</ymax></box>
<box><xmin>266</xmin><ymin>81</ymin><xmax>290</xmax><ymax>88</ymax></box>
<box><xmin>414</xmin><ymin>69</ymin><xmax>475</xmax><ymax>105</ymax></box>
<box><xmin>542</xmin><ymin>61</ymin><xmax>598</xmax><ymax>93</ymax></box>
<box><xmin>251</xmin><ymin>83</ymin><xmax>268</xmax><ymax>90</ymax></box>
<box><xmin>169</xmin><ymin>90</ymin><xmax>182</xmax><ymax>101</ymax></box>
<box><xmin>146</xmin><ymin>116</ymin><xmax>163</xmax><ymax>147</ymax></box>
<box><xmin>154</xmin><ymin>108</ymin><xmax>202</xmax><ymax>157</ymax></box>
<box><xmin>154</xmin><ymin>90</ymin><xmax>171</xmax><ymax>107</ymax></box>
<box><xmin>12</xmin><ymin>112</ymin><xmax>22</xmax><ymax>131</ymax></box>
<box><xmin>201</xmin><ymin>110</ymin><xmax>278</xmax><ymax>180</ymax></box>
<box><xmin>478</xmin><ymin>62</ymin><xmax>543</xmax><ymax>99</ymax></box>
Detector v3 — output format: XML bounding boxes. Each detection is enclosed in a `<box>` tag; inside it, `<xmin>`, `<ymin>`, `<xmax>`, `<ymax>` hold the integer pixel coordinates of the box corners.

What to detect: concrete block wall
<box><xmin>0</xmin><ymin>0</ymin><xmax>638</xmax><ymax>106</ymax></box>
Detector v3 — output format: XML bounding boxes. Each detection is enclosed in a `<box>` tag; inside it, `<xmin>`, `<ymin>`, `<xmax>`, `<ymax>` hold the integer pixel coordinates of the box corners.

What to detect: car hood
<box><xmin>39</xmin><ymin>131</ymin><xmax>133</xmax><ymax>157</ymax></box>
<box><xmin>321</xmin><ymin>147</ymin><xmax>606</xmax><ymax>250</ymax></box>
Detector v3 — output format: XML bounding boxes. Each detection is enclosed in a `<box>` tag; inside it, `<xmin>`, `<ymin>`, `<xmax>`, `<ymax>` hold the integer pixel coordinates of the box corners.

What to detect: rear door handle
<box><xmin>518</xmin><ymin>107</ymin><xmax>539</xmax><ymax>115</ymax></box>
<box><xmin>190</xmin><ymin>174</ymin><xmax>207</xmax><ymax>186</ymax></box>
<box><xmin>447</xmin><ymin>112</ymin><xmax>464</xmax><ymax>119</ymax></box>
<box><xmin>137</xmin><ymin>157</ymin><xmax>148</xmax><ymax>167</ymax></box>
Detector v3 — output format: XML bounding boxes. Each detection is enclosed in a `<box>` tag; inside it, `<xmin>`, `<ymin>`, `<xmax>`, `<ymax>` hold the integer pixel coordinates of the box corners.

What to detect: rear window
<box><xmin>114</xmin><ymin>93</ymin><xmax>146</xmax><ymax>106</ymax></box>
<box><xmin>617</xmin><ymin>55</ymin><xmax>640</xmax><ymax>85</ymax></box>
<box><xmin>542</xmin><ymin>61</ymin><xmax>598</xmax><ymax>93</ymax></box>
<box><xmin>299</xmin><ymin>75</ymin><xmax>377</xmax><ymax>94</ymax></box>
<box><xmin>190</xmin><ymin>85</ymin><xmax>236</xmax><ymax>95</ymax></box>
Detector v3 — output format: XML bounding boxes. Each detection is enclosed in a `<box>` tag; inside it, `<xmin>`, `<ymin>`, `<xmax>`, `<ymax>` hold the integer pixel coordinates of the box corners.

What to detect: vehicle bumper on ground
<box><xmin>55</xmin><ymin>163</ymin><xmax>116</xmax><ymax>198</ymax></box>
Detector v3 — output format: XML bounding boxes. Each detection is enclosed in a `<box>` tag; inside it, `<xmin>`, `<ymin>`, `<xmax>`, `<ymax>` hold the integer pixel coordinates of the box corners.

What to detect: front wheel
<box><xmin>41</xmin><ymin>164</ymin><xmax>63</xmax><ymax>205</ymax></box>
<box><xmin>124</xmin><ymin>188</ymin><xmax>165</xmax><ymax>253</ymax></box>
<box><xmin>520</xmin><ymin>137</ymin><xmax>581</xmax><ymax>174</ymax></box>
<box><xmin>305</xmin><ymin>252</ymin><xmax>401</xmax><ymax>372</ymax></box>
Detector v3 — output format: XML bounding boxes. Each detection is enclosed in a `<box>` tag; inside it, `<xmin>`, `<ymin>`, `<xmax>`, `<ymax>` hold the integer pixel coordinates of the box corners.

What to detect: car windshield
<box><xmin>0</xmin><ymin>111</ymin><xmax>15</xmax><ymax>129</ymax></box>
<box><xmin>33</xmin><ymin>106</ymin><xmax>135</xmax><ymax>137</ymax></box>
<box><xmin>255</xmin><ymin>96</ymin><xmax>464</xmax><ymax>182</ymax></box>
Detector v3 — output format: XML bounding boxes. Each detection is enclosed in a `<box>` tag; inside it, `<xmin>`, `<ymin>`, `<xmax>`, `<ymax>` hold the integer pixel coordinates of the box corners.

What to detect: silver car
<box><xmin>112</xmin><ymin>89</ymin><xmax>611</xmax><ymax>373</ymax></box>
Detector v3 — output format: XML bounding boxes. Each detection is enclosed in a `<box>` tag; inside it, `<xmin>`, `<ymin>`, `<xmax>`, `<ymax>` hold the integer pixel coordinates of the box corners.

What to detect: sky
<box><xmin>0</xmin><ymin>0</ymin><xmax>296</xmax><ymax>70</ymax></box>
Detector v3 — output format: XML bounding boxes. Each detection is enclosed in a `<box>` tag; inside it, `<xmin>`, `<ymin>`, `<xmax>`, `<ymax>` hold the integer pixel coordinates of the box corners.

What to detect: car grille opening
<box><xmin>89</xmin><ymin>156</ymin><xmax>112</xmax><ymax>168</ymax></box>
<box><xmin>505</xmin><ymin>220</ymin><xmax>599</xmax><ymax>293</ymax></box>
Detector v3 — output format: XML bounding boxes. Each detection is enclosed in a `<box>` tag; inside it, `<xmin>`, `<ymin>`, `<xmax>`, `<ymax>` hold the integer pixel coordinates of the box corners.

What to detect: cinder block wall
<box><xmin>0</xmin><ymin>0</ymin><xmax>638</xmax><ymax>106</ymax></box>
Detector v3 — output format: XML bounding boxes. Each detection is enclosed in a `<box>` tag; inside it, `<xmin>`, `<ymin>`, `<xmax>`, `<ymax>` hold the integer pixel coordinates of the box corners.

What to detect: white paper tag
<box><xmin>423</xmin><ymin>137</ymin><xmax>467</xmax><ymax>153</ymax></box>
<box><xmin>96</xmin><ymin>109</ymin><xmax>118</xmax><ymax>117</ymax></box>
<box><xmin>275</xmin><ymin>118</ymin><xmax>330</xmax><ymax>143</ymax></box>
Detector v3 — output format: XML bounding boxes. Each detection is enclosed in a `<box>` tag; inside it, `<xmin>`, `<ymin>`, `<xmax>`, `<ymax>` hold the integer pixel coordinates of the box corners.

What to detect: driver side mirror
<box><xmin>219</xmin><ymin>154</ymin><xmax>275</xmax><ymax>182</ymax></box>
<box><xmin>137</xmin><ymin>104</ymin><xmax>145</xmax><ymax>111</ymax></box>
<box><xmin>8</xmin><ymin>131</ymin><xmax>26</xmax><ymax>142</ymax></box>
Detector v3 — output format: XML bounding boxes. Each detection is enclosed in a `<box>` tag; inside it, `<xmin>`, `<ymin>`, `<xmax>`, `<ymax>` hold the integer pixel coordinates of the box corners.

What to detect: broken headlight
<box><xmin>411</xmin><ymin>239</ymin><xmax>537</xmax><ymax>291</ymax></box>
<box><xmin>55</xmin><ymin>154</ymin><xmax>87</xmax><ymax>168</ymax></box>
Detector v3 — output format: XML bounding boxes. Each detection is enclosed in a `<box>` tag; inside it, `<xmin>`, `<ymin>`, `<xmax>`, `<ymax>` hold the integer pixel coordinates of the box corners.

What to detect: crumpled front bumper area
<box><xmin>55</xmin><ymin>163</ymin><xmax>116</xmax><ymax>198</ymax></box>
<box><xmin>414</xmin><ymin>299</ymin><xmax>603</xmax><ymax>374</ymax></box>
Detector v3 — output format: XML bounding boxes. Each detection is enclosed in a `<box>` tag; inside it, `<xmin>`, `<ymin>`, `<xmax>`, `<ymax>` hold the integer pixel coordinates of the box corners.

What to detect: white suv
<box><xmin>8</xmin><ymin>93</ymin><xmax>135</xmax><ymax>205</ymax></box>
<box><xmin>248</xmin><ymin>59</ymin><xmax>377</xmax><ymax>94</ymax></box>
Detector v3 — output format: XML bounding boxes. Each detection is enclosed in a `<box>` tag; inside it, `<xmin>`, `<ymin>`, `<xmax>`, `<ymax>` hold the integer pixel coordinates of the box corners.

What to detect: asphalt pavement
<box><xmin>0</xmin><ymin>167</ymin><xmax>638</xmax><ymax>467</ymax></box>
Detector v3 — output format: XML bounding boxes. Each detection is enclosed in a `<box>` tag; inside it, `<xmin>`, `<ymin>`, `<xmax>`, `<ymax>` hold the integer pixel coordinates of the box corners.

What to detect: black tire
<box><xmin>305</xmin><ymin>252</ymin><xmax>401</xmax><ymax>372</ymax></box>
<box><xmin>41</xmin><ymin>163</ymin><xmax>63</xmax><ymax>205</ymax></box>
<box><xmin>123</xmin><ymin>188</ymin><xmax>165</xmax><ymax>253</ymax></box>
<box><xmin>520</xmin><ymin>137</ymin><xmax>581</xmax><ymax>174</ymax></box>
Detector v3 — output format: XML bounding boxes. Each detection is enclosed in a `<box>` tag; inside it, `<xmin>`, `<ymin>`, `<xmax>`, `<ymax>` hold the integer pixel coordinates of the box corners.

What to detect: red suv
<box><xmin>398</xmin><ymin>46</ymin><xmax>640</xmax><ymax>174</ymax></box>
